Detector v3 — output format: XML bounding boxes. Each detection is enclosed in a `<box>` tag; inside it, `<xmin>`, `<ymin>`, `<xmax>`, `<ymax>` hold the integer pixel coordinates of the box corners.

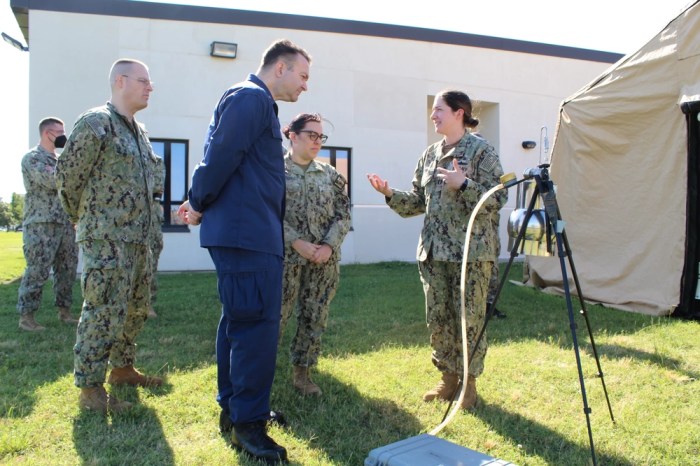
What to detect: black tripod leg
<box><xmin>560</xmin><ymin>228</ymin><xmax>616</xmax><ymax>423</ymax></box>
<box><xmin>468</xmin><ymin>189</ymin><xmax>540</xmax><ymax>364</ymax></box>
<box><xmin>555</xmin><ymin>229</ymin><xmax>598</xmax><ymax>466</ymax></box>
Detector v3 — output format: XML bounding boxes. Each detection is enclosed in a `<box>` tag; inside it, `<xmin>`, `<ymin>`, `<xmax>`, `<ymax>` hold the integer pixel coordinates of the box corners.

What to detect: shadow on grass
<box><xmin>591</xmin><ymin>343</ymin><xmax>700</xmax><ymax>380</ymax></box>
<box><xmin>475</xmin><ymin>401</ymin><xmax>633</xmax><ymax>466</ymax></box>
<box><xmin>0</xmin><ymin>290</ymin><xmax>80</xmax><ymax>418</ymax></box>
<box><xmin>72</xmin><ymin>389</ymin><xmax>175</xmax><ymax>466</ymax></box>
<box><xmin>484</xmin><ymin>280</ymin><xmax>699</xmax><ymax>380</ymax></box>
<box><xmin>0</xmin><ymin>273</ymin><xmax>217</xmax><ymax>419</ymax></box>
<box><xmin>269</xmin><ymin>368</ymin><xmax>423</xmax><ymax>465</ymax></box>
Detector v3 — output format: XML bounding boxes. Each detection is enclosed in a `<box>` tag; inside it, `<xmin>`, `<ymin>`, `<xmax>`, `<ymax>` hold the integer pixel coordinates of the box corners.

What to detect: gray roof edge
<box><xmin>10</xmin><ymin>0</ymin><xmax>623</xmax><ymax>63</ymax></box>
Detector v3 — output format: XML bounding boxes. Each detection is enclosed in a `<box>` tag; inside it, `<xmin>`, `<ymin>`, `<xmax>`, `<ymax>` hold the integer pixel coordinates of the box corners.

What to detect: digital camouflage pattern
<box><xmin>56</xmin><ymin>102</ymin><xmax>154</xmax><ymax>388</ymax></box>
<box><xmin>387</xmin><ymin>132</ymin><xmax>506</xmax><ymax>378</ymax></box>
<box><xmin>17</xmin><ymin>145</ymin><xmax>78</xmax><ymax>315</ymax></box>
<box><xmin>17</xmin><ymin>223</ymin><xmax>78</xmax><ymax>315</ymax></box>
<box><xmin>282</xmin><ymin>261</ymin><xmax>340</xmax><ymax>367</ymax></box>
<box><xmin>150</xmin><ymin>156</ymin><xmax>165</xmax><ymax>302</ymax></box>
<box><xmin>419</xmin><ymin>259</ymin><xmax>493</xmax><ymax>377</ymax></box>
<box><xmin>280</xmin><ymin>155</ymin><xmax>351</xmax><ymax>366</ymax></box>
<box><xmin>56</xmin><ymin>102</ymin><xmax>155</xmax><ymax>244</ymax></box>
<box><xmin>282</xmin><ymin>155</ymin><xmax>351</xmax><ymax>263</ymax></box>
<box><xmin>74</xmin><ymin>239</ymin><xmax>151</xmax><ymax>387</ymax></box>
<box><xmin>21</xmin><ymin>145</ymin><xmax>72</xmax><ymax>225</ymax></box>
<box><xmin>388</xmin><ymin>132</ymin><xmax>506</xmax><ymax>263</ymax></box>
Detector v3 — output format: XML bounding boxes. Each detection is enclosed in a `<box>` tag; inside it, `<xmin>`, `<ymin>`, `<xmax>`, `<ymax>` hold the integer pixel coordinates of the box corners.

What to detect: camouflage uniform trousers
<box><xmin>418</xmin><ymin>258</ymin><xmax>494</xmax><ymax>378</ymax></box>
<box><xmin>487</xmin><ymin>262</ymin><xmax>500</xmax><ymax>305</ymax></box>
<box><xmin>17</xmin><ymin>222</ymin><xmax>78</xmax><ymax>315</ymax></box>
<box><xmin>487</xmin><ymin>216</ymin><xmax>501</xmax><ymax>306</ymax></box>
<box><xmin>74</xmin><ymin>239</ymin><xmax>151</xmax><ymax>387</ymax></box>
<box><xmin>150</xmin><ymin>230</ymin><xmax>163</xmax><ymax>303</ymax></box>
<box><xmin>280</xmin><ymin>260</ymin><xmax>340</xmax><ymax>367</ymax></box>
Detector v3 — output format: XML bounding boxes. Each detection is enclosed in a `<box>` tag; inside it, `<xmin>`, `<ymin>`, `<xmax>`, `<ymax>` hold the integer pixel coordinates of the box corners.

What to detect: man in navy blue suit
<box><xmin>178</xmin><ymin>39</ymin><xmax>311</xmax><ymax>464</ymax></box>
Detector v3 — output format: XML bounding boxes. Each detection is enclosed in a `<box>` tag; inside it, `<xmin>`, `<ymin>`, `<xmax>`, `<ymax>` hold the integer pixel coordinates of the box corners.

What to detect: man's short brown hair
<box><xmin>260</xmin><ymin>39</ymin><xmax>311</xmax><ymax>70</ymax></box>
<box><xmin>38</xmin><ymin>117</ymin><xmax>64</xmax><ymax>136</ymax></box>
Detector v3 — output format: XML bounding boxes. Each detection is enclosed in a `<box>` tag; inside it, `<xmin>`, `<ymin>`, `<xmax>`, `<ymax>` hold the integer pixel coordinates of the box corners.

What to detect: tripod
<box><xmin>467</xmin><ymin>165</ymin><xmax>615</xmax><ymax>466</ymax></box>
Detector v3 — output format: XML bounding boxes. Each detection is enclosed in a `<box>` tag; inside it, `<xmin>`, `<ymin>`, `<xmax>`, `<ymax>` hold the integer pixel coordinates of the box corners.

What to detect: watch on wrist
<box><xmin>459</xmin><ymin>178</ymin><xmax>469</xmax><ymax>192</ymax></box>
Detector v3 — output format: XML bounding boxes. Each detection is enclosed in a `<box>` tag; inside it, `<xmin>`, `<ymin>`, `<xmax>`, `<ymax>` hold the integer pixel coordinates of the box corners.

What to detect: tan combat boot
<box><xmin>292</xmin><ymin>365</ymin><xmax>322</xmax><ymax>396</ymax></box>
<box><xmin>57</xmin><ymin>307</ymin><xmax>79</xmax><ymax>324</ymax></box>
<box><xmin>422</xmin><ymin>372</ymin><xmax>459</xmax><ymax>402</ymax></box>
<box><xmin>459</xmin><ymin>375</ymin><xmax>477</xmax><ymax>410</ymax></box>
<box><xmin>79</xmin><ymin>386</ymin><xmax>132</xmax><ymax>414</ymax></box>
<box><xmin>108</xmin><ymin>365</ymin><xmax>163</xmax><ymax>387</ymax></box>
<box><xmin>147</xmin><ymin>307</ymin><xmax>158</xmax><ymax>318</ymax></box>
<box><xmin>19</xmin><ymin>312</ymin><xmax>46</xmax><ymax>332</ymax></box>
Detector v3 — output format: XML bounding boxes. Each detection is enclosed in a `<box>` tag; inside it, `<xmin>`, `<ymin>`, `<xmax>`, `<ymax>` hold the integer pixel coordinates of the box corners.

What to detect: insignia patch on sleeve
<box><xmin>479</xmin><ymin>150</ymin><xmax>499</xmax><ymax>173</ymax></box>
<box><xmin>333</xmin><ymin>172</ymin><xmax>347</xmax><ymax>190</ymax></box>
<box><xmin>85</xmin><ymin>116</ymin><xmax>107</xmax><ymax>139</ymax></box>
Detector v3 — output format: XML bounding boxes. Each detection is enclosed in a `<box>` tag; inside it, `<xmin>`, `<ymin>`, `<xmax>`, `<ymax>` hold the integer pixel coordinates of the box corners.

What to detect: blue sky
<box><xmin>0</xmin><ymin>0</ymin><xmax>693</xmax><ymax>200</ymax></box>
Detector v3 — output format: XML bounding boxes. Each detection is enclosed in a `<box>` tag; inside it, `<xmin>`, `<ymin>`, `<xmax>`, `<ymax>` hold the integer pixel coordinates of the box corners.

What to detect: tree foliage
<box><xmin>0</xmin><ymin>201</ymin><xmax>12</xmax><ymax>229</ymax></box>
<box><xmin>0</xmin><ymin>193</ymin><xmax>25</xmax><ymax>230</ymax></box>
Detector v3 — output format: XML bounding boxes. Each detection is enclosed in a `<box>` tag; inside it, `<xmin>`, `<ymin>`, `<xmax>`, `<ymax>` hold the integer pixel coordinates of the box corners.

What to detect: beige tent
<box><xmin>526</xmin><ymin>1</ymin><xmax>700</xmax><ymax>317</ymax></box>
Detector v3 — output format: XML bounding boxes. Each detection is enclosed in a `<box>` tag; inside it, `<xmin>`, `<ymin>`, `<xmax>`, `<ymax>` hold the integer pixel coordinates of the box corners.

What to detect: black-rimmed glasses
<box><xmin>298</xmin><ymin>130</ymin><xmax>328</xmax><ymax>144</ymax></box>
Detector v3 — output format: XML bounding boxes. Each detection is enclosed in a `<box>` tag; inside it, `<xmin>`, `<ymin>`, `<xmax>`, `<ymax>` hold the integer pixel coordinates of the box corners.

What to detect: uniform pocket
<box><xmin>218</xmin><ymin>271</ymin><xmax>265</xmax><ymax>322</ymax></box>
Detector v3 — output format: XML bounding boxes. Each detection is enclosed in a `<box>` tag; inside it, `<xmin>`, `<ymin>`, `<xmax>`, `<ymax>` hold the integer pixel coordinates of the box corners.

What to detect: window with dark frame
<box><xmin>317</xmin><ymin>146</ymin><xmax>351</xmax><ymax>203</ymax></box>
<box><xmin>150</xmin><ymin>139</ymin><xmax>189</xmax><ymax>231</ymax></box>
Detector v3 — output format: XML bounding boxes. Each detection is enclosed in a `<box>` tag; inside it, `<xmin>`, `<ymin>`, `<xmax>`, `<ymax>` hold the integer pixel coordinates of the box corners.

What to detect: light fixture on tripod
<box><xmin>490</xmin><ymin>166</ymin><xmax>615</xmax><ymax>466</ymax></box>
<box><xmin>507</xmin><ymin>167</ymin><xmax>556</xmax><ymax>257</ymax></box>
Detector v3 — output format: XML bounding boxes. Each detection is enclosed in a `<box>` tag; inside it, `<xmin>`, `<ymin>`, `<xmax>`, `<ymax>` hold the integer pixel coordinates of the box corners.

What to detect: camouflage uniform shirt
<box><xmin>56</xmin><ymin>102</ymin><xmax>155</xmax><ymax>243</ymax></box>
<box><xmin>21</xmin><ymin>145</ymin><xmax>71</xmax><ymax>226</ymax></box>
<box><xmin>150</xmin><ymin>155</ymin><xmax>165</xmax><ymax>243</ymax></box>
<box><xmin>388</xmin><ymin>132</ymin><xmax>507</xmax><ymax>263</ymax></box>
<box><xmin>283</xmin><ymin>154</ymin><xmax>351</xmax><ymax>263</ymax></box>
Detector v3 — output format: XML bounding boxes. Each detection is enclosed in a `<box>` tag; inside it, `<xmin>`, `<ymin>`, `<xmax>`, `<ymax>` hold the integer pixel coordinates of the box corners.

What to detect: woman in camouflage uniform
<box><xmin>367</xmin><ymin>90</ymin><xmax>507</xmax><ymax>409</ymax></box>
<box><xmin>280</xmin><ymin>113</ymin><xmax>351</xmax><ymax>396</ymax></box>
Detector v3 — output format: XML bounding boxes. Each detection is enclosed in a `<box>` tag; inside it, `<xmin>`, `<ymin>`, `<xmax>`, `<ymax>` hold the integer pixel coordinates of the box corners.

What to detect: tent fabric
<box><xmin>526</xmin><ymin>1</ymin><xmax>700</xmax><ymax>316</ymax></box>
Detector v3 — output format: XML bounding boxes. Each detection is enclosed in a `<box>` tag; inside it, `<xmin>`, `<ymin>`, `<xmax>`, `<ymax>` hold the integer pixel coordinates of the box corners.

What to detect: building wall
<box><xmin>25</xmin><ymin>8</ymin><xmax>612</xmax><ymax>270</ymax></box>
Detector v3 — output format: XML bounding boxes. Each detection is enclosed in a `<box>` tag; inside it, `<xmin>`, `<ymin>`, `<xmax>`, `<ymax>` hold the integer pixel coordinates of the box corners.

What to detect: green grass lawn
<box><xmin>0</xmin><ymin>235</ymin><xmax>698</xmax><ymax>465</ymax></box>
<box><xmin>0</xmin><ymin>232</ymin><xmax>24</xmax><ymax>283</ymax></box>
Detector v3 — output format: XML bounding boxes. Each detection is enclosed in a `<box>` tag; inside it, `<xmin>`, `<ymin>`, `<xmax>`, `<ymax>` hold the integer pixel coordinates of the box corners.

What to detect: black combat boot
<box><xmin>231</xmin><ymin>420</ymin><xmax>288</xmax><ymax>464</ymax></box>
<box><xmin>220</xmin><ymin>409</ymin><xmax>287</xmax><ymax>434</ymax></box>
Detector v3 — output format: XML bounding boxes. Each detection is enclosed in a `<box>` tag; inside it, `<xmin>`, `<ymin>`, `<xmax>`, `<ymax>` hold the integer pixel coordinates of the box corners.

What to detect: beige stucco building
<box><xmin>11</xmin><ymin>0</ymin><xmax>620</xmax><ymax>271</ymax></box>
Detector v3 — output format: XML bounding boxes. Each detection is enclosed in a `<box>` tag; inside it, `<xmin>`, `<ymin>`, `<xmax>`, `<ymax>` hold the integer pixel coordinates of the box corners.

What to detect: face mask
<box><xmin>54</xmin><ymin>135</ymin><xmax>67</xmax><ymax>148</ymax></box>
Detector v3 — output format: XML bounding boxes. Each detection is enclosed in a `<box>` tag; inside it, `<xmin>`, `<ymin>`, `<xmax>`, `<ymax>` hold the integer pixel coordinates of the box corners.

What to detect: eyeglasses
<box><xmin>298</xmin><ymin>130</ymin><xmax>328</xmax><ymax>144</ymax></box>
<box><xmin>121</xmin><ymin>75</ymin><xmax>154</xmax><ymax>87</ymax></box>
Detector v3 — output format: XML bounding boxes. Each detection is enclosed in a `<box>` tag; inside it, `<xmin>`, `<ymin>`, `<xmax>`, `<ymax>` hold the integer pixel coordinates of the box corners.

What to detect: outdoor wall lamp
<box><xmin>210</xmin><ymin>41</ymin><xmax>237</xmax><ymax>59</ymax></box>
<box><xmin>522</xmin><ymin>140</ymin><xmax>537</xmax><ymax>149</ymax></box>
<box><xmin>2</xmin><ymin>32</ymin><xmax>29</xmax><ymax>52</ymax></box>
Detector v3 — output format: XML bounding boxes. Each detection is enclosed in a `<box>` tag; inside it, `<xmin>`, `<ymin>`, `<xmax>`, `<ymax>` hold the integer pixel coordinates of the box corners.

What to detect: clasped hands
<box><xmin>177</xmin><ymin>200</ymin><xmax>202</xmax><ymax>226</ymax></box>
<box><xmin>293</xmin><ymin>239</ymin><xmax>332</xmax><ymax>264</ymax></box>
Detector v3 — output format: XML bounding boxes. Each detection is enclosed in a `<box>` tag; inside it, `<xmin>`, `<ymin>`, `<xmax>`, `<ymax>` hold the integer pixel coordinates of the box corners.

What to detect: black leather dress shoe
<box><xmin>219</xmin><ymin>409</ymin><xmax>233</xmax><ymax>434</ymax></box>
<box><xmin>220</xmin><ymin>409</ymin><xmax>287</xmax><ymax>433</ymax></box>
<box><xmin>269</xmin><ymin>410</ymin><xmax>287</xmax><ymax>427</ymax></box>
<box><xmin>231</xmin><ymin>421</ymin><xmax>288</xmax><ymax>464</ymax></box>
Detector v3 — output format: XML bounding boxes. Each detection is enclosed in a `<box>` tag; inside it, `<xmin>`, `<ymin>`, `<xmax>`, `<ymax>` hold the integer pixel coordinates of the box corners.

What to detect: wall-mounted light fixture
<box><xmin>2</xmin><ymin>32</ymin><xmax>29</xmax><ymax>52</ymax></box>
<box><xmin>521</xmin><ymin>140</ymin><xmax>537</xmax><ymax>149</ymax></box>
<box><xmin>210</xmin><ymin>41</ymin><xmax>237</xmax><ymax>59</ymax></box>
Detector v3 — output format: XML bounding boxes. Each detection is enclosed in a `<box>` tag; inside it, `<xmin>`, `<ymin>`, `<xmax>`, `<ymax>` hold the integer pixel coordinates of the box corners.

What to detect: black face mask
<box><xmin>54</xmin><ymin>135</ymin><xmax>67</xmax><ymax>149</ymax></box>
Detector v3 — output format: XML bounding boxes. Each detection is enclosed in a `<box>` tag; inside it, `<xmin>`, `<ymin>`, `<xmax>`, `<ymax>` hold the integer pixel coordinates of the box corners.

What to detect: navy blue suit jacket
<box><xmin>188</xmin><ymin>74</ymin><xmax>285</xmax><ymax>257</ymax></box>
